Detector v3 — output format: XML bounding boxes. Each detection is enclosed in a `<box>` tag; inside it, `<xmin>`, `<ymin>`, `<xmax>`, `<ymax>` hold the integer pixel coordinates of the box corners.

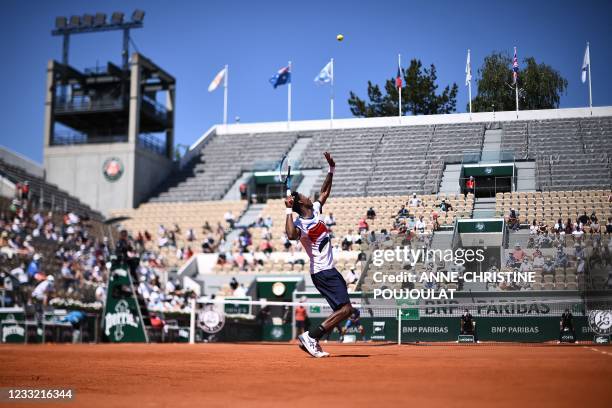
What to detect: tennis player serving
<box><xmin>285</xmin><ymin>152</ymin><xmax>354</xmax><ymax>358</ymax></box>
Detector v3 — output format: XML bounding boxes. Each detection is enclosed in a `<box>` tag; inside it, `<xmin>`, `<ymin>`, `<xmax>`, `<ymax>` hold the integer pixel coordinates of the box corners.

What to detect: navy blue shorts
<box><xmin>311</xmin><ymin>268</ymin><xmax>350</xmax><ymax>312</ymax></box>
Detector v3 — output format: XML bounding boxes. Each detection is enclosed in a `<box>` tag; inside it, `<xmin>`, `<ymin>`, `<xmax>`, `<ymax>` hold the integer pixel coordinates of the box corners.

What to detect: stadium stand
<box><xmin>0</xmin><ymin>158</ymin><xmax>103</xmax><ymax>220</ymax></box>
<box><xmin>149</xmin><ymin>131</ymin><xmax>298</xmax><ymax>202</ymax></box>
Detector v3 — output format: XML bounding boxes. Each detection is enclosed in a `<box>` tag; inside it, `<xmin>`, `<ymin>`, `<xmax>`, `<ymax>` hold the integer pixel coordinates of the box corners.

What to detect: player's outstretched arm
<box><xmin>285</xmin><ymin>195</ymin><xmax>300</xmax><ymax>240</ymax></box>
<box><xmin>318</xmin><ymin>152</ymin><xmax>335</xmax><ymax>206</ymax></box>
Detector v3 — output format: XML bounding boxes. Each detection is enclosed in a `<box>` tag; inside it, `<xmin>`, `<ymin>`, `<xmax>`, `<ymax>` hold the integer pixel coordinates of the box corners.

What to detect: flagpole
<box><xmin>398</xmin><ymin>53</ymin><xmax>402</xmax><ymax>120</ymax></box>
<box><xmin>467</xmin><ymin>49</ymin><xmax>472</xmax><ymax>118</ymax></box>
<box><xmin>223</xmin><ymin>64</ymin><xmax>228</xmax><ymax>126</ymax></box>
<box><xmin>330</xmin><ymin>58</ymin><xmax>334</xmax><ymax>128</ymax></box>
<box><xmin>514</xmin><ymin>47</ymin><xmax>519</xmax><ymax>118</ymax></box>
<box><xmin>587</xmin><ymin>42</ymin><xmax>592</xmax><ymax>113</ymax></box>
<box><xmin>287</xmin><ymin>61</ymin><xmax>292</xmax><ymax>128</ymax></box>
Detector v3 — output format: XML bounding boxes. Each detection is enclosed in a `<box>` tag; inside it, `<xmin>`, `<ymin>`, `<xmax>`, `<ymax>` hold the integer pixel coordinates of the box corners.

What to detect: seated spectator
<box><xmin>606</xmin><ymin>217</ymin><xmax>612</xmax><ymax>234</ymax></box>
<box><xmin>542</xmin><ymin>258</ymin><xmax>555</xmax><ymax>274</ymax></box>
<box><xmin>342</xmin><ymin>231</ymin><xmax>354</xmax><ymax>251</ymax></box>
<box><xmin>554</xmin><ymin>218</ymin><xmax>565</xmax><ymax>234</ymax></box>
<box><xmin>259</xmin><ymin>239</ymin><xmax>273</xmax><ymax>255</ymax></box>
<box><xmin>571</xmin><ymin>226</ymin><xmax>584</xmax><ymax>242</ymax></box>
<box><xmin>538</xmin><ymin>221</ymin><xmax>548</xmax><ymax>235</ymax></box>
<box><xmin>397</xmin><ymin>205</ymin><xmax>409</xmax><ymax>218</ymax></box>
<box><xmin>529</xmin><ymin>220</ymin><xmax>538</xmax><ymax>235</ymax></box>
<box><xmin>264</xmin><ymin>216</ymin><xmax>273</xmax><ymax>228</ymax></box>
<box><xmin>186</xmin><ymin>228</ymin><xmax>196</xmax><ymax>242</ymax></box>
<box><xmin>564</xmin><ymin>218</ymin><xmax>574</xmax><ymax>235</ymax></box>
<box><xmin>590</xmin><ymin>211</ymin><xmax>598</xmax><ymax>225</ymax></box>
<box><xmin>324</xmin><ymin>212</ymin><xmax>336</xmax><ymax>227</ymax></box>
<box><xmin>367</xmin><ymin>231</ymin><xmax>377</xmax><ymax>244</ymax></box>
<box><xmin>282</xmin><ymin>234</ymin><xmax>293</xmax><ymax>252</ymax></box>
<box><xmin>533</xmin><ymin>253</ymin><xmax>545</xmax><ymax>269</ymax></box>
<box><xmin>554</xmin><ymin>246</ymin><xmax>568</xmax><ymax>269</ymax></box>
<box><xmin>512</xmin><ymin>243</ymin><xmax>526</xmax><ymax>263</ymax></box>
<box><xmin>357</xmin><ymin>217</ymin><xmax>369</xmax><ymax>234</ymax></box>
<box><xmin>366</xmin><ymin>207</ymin><xmax>376</xmax><ymax>220</ymax></box>
<box><xmin>409</xmin><ymin>193</ymin><xmax>421</xmax><ymax>207</ymax></box>
<box><xmin>590</xmin><ymin>219</ymin><xmax>601</xmax><ymax>234</ymax></box>
<box><xmin>415</xmin><ymin>216</ymin><xmax>426</xmax><ymax>233</ymax></box>
<box><xmin>440</xmin><ymin>200</ymin><xmax>453</xmax><ymax>212</ymax></box>
<box><xmin>578</xmin><ymin>211</ymin><xmax>589</xmax><ymax>227</ymax></box>
<box><xmin>229</xmin><ymin>277</ymin><xmax>239</xmax><ymax>291</ymax></box>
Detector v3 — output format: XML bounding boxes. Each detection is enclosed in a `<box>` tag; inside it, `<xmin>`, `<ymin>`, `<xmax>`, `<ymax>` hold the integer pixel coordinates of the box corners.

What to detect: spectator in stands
<box><xmin>409</xmin><ymin>193</ymin><xmax>421</xmax><ymax>207</ymax></box>
<box><xmin>324</xmin><ymin>212</ymin><xmax>336</xmax><ymax>227</ymax></box>
<box><xmin>564</xmin><ymin>218</ymin><xmax>573</xmax><ymax>235</ymax></box>
<box><xmin>542</xmin><ymin>258</ymin><xmax>555</xmax><ymax>275</ymax></box>
<box><xmin>233</xmin><ymin>283</ymin><xmax>247</xmax><ymax>297</ymax></box>
<box><xmin>533</xmin><ymin>252</ymin><xmax>545</xmax><ymax>269</ymax></box>
<box><xmin>572</xmin><ymin>226</ymin><xmax>584</xmax><ymax>243</ymax></box>
<box><xmin>554</xmin><ymin>218</ymin><xmax>565</xmax><ymax>235</ymax></box>
<box><xmin>184</xmin><ymin>246</ymin><xmax>194</xmax><ymax>260</ymax></box>
<box><xmin>578</xmin><ymin>211</ymin><xmax>589</xmax><ymax>227</ymax></box>
<box><xmin>440</xmin><ymin>200</ymin><xmax>453</xmax><ymax>212</ymax></box>
<box><xmin>26</xmin><ymin>253</ymin><xmax>42</xmax><ymax>280</ymax></box>
<box><xmin>229</xmin><ymin>277</ymin><xmax>239</xmax><ymax>291</ymax></box>
<box><xmin>590</xmin><ymin>218</ymin><xmax>601</xmax><ymax>234</ymax></box>
<box><xmin>508</xmin><ymin>208</ymin><xmax>519</xmax><ymax>231</ymax></box>
<box><xmin>530</xmin><ymin>220</ymin><xmax>538</xmax><ymax>235</ymax></box>
<box><xmin>357</xmin><ymin>217</ymin><xmax>369</xmax><ymax>234</ymax></box>
<box><xmin>538</xmin><ymin>221</ymin><xmax>548</xmax><ymax>235</ymax></box>
<box><xmin>364</xmin><ymin>206</ymin><xmax>377</xmax><ymax>220</ymax></box>
<box><xmin>367</xmin><ymin>230</ymin><xmax>377</xmax><ymax>245</ymax></box>
<box><xmin>397</xmin><ymin>205</ymin><xmax>409</xmax><ymax>219</ymax></box>
<box><xmin>342</xmin><ymin>231</ymin><xmax>354</xmax><ymax>251</ymax></box>
<box><xmin>239</xmin><ymin>182</ymin><xmax>248</xmax><ymax>200</ymax></box>
<box><xmin>555</xmin><ymin>245</ymin><xmax>568</xmax><ymax>269</ymax></box>
<box><xmin>224</xmin><ymin>210</ymin><xmax>235</xmax><ymax>229</ymax></box>
<box><xmin>264</xmin><ymin>216</ymin><xmax>273</xmax><ymax>228</ymax></box>
<box><xmin>512</xmin><ymin>243</ymin><xmax>526</xmax><ymax>264</ymax></box>
<box><xmin>606</xmin><ymin>217</ymin><xmax>612</xmax><ymax>234</ymax></box>
<box><xmin>20</xmin><ymin>181</ymin><xmax>30</xmax><ymax>201</ymax></box>
<box><xmin>465</xmin><ymin>176</ymin><xmax>475</xmax><ymax>195</ymax></box>
<box><xmin>415</xmin><ymin>216</ymin><xmax>426</xmax><ymax>233</ymax></box>
<box><xmin>186</xmin><ymin>228</ymin><xmax>196</xmax><ymax>242</ymax></box>
<box><xmin>202</xmin><ymin>222</ymin><xmax>212</xmax><ymax>234</ymax></box>
<box><xmin>259</xmin><ymin>238</ymin><xmax>273</xmax><ymax>255</ymax></box>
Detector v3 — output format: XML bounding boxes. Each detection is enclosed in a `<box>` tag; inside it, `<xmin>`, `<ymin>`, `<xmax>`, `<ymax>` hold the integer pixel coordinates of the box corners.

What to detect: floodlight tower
<box><xmin>43</xmin><ymin>10</ymin><xmax>176</xmax><ymax>215</ymax></box>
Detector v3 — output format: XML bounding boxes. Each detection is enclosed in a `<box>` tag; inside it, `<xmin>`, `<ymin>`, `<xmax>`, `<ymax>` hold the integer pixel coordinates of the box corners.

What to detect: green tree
<box><xmin>348</xmin><ymin>59</ymin><xmax>458</xmax><ymax>117</ymax></box>
<box><xmin>470</xmin><ymin>52</ymin><xmax>568</xmax><ymax>112</ymax></box>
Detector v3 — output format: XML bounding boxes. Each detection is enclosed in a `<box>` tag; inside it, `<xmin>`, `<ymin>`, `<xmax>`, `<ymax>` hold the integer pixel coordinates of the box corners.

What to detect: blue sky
<box><xmin>1</xmin><ymin>0</ymin><xmax>611</xmax><ymax>163</ymax></box>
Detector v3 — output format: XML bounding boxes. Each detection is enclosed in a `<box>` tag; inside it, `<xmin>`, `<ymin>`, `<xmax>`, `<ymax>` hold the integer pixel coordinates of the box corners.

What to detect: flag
<box><xmin>270</xmin><ymin>65</ymin><xmax>291</xmax><ymax>88</ymax></box>
<box><xmin>208</xmin><ymin>67</ymin><xmax>226</xmax><ymax>92</ymax></box>
<box><xmin>581</xmin><ymin>44</ymin><xmax>590</xmax><ymax>83</ymax></box>
<box><xmin>395</xmin><ymin>63</ymin><xmax>402</xmax><ymax>89</ymax></box>
<box><xmin>465</xmin><ymin>49</ymin><xmax>472</xmax><ymax>86</ymax></box>
<box><xmin>512</xmin><ymin>47</ymin><xmax>519</xmax><ymax>84</ymax></box>
<box><xmin>314</xmin><ymin>60</ymin><xmax>333</xmax><ymax>84</ymax></box>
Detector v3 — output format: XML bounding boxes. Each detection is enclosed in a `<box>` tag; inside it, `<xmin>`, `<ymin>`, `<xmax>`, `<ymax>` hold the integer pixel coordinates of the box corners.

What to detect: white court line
<box><xmin>583</xmin><ymin>346</ymin><xmax>612</xmax><ymax>357</ymax></box>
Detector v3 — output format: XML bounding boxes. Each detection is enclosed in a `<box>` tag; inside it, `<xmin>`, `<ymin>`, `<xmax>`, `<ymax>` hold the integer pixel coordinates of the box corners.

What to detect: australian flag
<box><xmin>270</xmin><ymin>65</ymin><xmax>291</xmax><ymax>88</ymax></box>
<box><xmin>512</xmin><ymin>47</ymin><xmax>519</xmax><ymax>84</ymax></box>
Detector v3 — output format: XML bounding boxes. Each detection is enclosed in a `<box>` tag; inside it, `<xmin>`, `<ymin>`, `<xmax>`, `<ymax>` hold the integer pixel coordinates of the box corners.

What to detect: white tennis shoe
<box><xmin>298</xmin><ymin>331</ymin><xmax>329</xmax><ymax>358</ymax></box>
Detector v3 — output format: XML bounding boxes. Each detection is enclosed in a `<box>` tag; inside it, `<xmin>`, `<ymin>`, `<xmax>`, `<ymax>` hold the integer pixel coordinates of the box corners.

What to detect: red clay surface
<box><xmin>1</xmin><ymin>342</ymin><xmax>611</xmax><ymax>408</ymax></box>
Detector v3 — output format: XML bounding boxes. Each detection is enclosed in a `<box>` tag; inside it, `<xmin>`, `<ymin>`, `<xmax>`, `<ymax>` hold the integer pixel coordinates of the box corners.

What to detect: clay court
<box><xmin>1</xmin><ymin>343</ymin><xmax>611</xmax><ymax>408</ymax></box>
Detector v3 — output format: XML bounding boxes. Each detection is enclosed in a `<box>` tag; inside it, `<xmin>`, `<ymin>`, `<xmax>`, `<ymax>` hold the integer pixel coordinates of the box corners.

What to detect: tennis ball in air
<box><xmin>336</xmin><ymin>34</ymin><xmax>344</xmax><ymax>42</ymax></box>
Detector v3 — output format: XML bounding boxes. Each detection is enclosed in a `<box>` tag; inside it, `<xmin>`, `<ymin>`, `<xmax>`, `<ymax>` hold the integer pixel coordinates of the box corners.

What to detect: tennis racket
<box><xmin>278</xmin><ymin>155</ymin><xmax>292</xmax><ymax>197</ymax></box>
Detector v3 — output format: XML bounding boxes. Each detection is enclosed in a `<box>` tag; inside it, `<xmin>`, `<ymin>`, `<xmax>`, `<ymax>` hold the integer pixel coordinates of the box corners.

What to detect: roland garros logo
<box><xmin>105</xmin><ymin>299</ymin><xmax>139</xmax><ymax>340</ymax></box>
<box><xmin>2</xmin><ymin>324</ymin><xmax>25</xmax><ymax>342</ymax></box>
<box><xmin>588</xmin><ymin>310</ymin><xmax>612</xmax><ymax>336</ymax></box>
<box><xmin>103</xmin><ymin>157</ymin><xmax>124</xmax><ymax>182</ymax></box>
<box><xmin>198</xmin><ymin>305</ymin><xmax>225</xmax><ymax>334</ymax></box>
